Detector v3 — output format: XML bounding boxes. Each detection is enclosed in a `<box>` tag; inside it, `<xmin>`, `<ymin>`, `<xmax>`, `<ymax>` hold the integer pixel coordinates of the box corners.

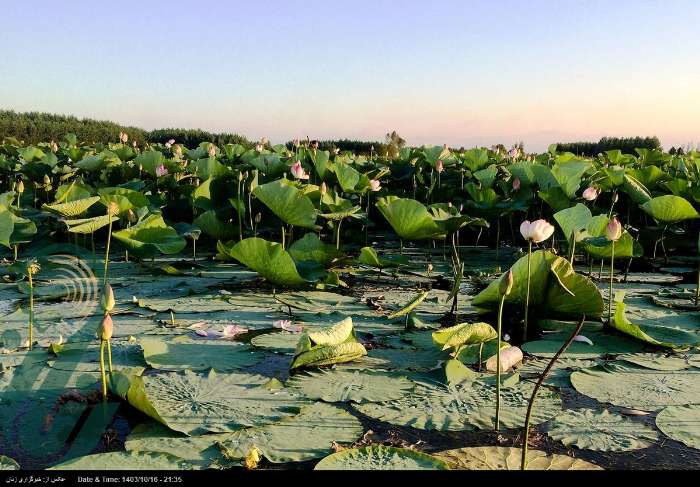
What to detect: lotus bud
<box><xmin>174</xmin><ymin>145</ymin><xmax>182</xmax><ymax>157</ymax></box>
<box><xmin>208</xmin><ymin>144</ymin><xmax>216</xmax><ymax>158</ymax></box>
<box><xmin>448</xmin><ymin>202</ymin><xmax>452</xmax><ymax>208</ymax></box>
<box><xmin>520</xmin><ymin>219</ymin><xmax>555</xmax><ymax>244</ymax></box>
<box><xmin>508</xmin><ymin>147</ymin><xmax>519</xmax><ymax>159</ymax></box>
<box><xmin>132</xmin><ymin>140</ymin><xmax>137</xmax><ymax>148</ymax></box>
<box><xmin>101</xmin><ymin>284</ymin><xmax>116</xmax><ymax>312</ymax></box>
<box><xmin>99</xmin><ymin>314</ymin><xmax>113</xmax><ymax>341</ymax></box>
<box><xmin>613</xmin><ymin>193</ymin><xmax>619</xmax><ymax>203</ymax></box>
<box><xmin>582</xmin><ymin>186</ymin><xmax>599</xmax><ymax>201</ymax></box>
<box><xmin>290</xmin><ymin>161</ymin><xmax>310</xmax><ymax>180</ymax></box>
<box><xmin>333</xmin><ymin>148</ymin><xmax>340</xmax><ymax>155</ymax></box>
<box><xmin>168</xmin><ymin>139</ymin><xmax>175</xmax><ymax>145</ymax></box>
<box><xmin>43</xmin><ymin>174</ymin><xmax>51</xmax><ymax>186</ymax></box>
<box><xmin>120</xmin><ymin>132</ymin><xmax>128</xmax><ymax>144</ymax></box>
<box><xmin>238</xmin><ymin>171</ymin><xmax>244</xmax><ymax>182</ymax></box>
<box><xmin>155</xmin><ymin>164</ymin><xmax>168</xmax><ymax>177</ymax></box>
<box><xmin>50</xmin><ymin>141</ymin><xmax>58</xmax><ymax>153</ymax></box>
<box><xmin>164</xmin><ymin>142</ymin><xmax>172</xmax><ymax>149</ymax></box>
<box><xmin>512</xmin><ymin>177</ymin><xmax>521</xmax><ymax>190</ymax></box>
<box><xmin>107</xmin><ymin>201</ymin><xmax>119</xmax><ymax>217</ymax></box>
<box><xmin>17</xmin><ymin>180</ymin><xmax>24</xmax><ymax>194</ymax></box>
<box><xmin>127</xmin><ymin>208</ymin><xmax>137</xmax><ymax>223</ymax></box>
<box><xmin>369</xmin><ymin>179</ymin><xmax>381</xmax><ymax>192</ymax></box>
<box><xmin>293</xmin><ymin>139</ymin><xmax>300</xmax><ymax>148</ymax></box>
<box><xmin>485</xmin><ymin>346</ymin><xmax>523</xmax><ymax>372</ymax></box>
<box><xmin>459</xmin><ymin>204</ymin><xmax>464</xmax><ymax>212</ymax></box>
<box><xmin>255</xmin><ymin>212</ymin><xmax>262</xmax><ymax>224</ymax></box>
<box><xmin>255</xmin><ymin>144</ymin><xmax>263</xmax><ymax>153</ymax></box>
<box><xmin>320</xmin><ymin>182</ymin><xmax>327</xmax><ymax>195</ymax></box>
<box><xmin>436</xmin><ymin>160</ymin><xmax>444</xmax><ymax>173</ymax></box>
<box><xmin>427</xmin><ymin>263</ymin><xmax>433</xmax><ymax>276</ymax></box>
<box><xmin>499</xmin><ymin>270</ymin><xmax>514</xmax><ymax>296</ymax></box>
<box><xmin>606</xmin><ymin>217</ymin><xmax>623</xmax><ymax>242</ymax></box>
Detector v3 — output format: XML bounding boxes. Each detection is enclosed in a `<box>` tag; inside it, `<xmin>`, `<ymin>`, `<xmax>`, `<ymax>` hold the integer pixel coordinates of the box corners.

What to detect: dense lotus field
<box><xmin>1</xmin><ymin>135</ymin><xmax>700</xmax><ymax>471</ymax></box>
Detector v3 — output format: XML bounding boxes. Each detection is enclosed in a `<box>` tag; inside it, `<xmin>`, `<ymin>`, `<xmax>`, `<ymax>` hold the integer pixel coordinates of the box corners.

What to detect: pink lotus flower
<box><xmin>512</xmin><ymin>177</ymin><xmax>521</xmax><ymax>190</ymax></box>
<box><xmin>119</xmin><ymin>132</ymin><xmax>128</xmax><ymax>144</ymax></box>
<box><xmin>290</xmin><ymin>161</ymin><xmax>309</xmax><ymax>180</ymax></box>
<box><xmin>369</xmin><ymin>180</ymin><xmax>381</xmax><ymax>192</ymax></box>
<box><xmin>273</xmin><ymin>319</ymin><xmax>303</xmax><ymax>333</ymax></box>
<box><xmin>606</xmin><ymin>217</ymin><xmax>623</xmax><ymax>241</ymax></box>
<box><xmin>164</xmin><ymin>142</ymin><xmax>172</xmax><ymax>149</ymax></box>
<box><xmin>168</xmin><ymin>138</ymin><xmax>175</xmax><ymax>145</ymax></box>
<box><xmin>436</xmin><ymin>160</ymin><xmax>444</xmax><ymax>173</ymax></box>
<box><xmin>155</xmin><ymin>164</ymin><xmax>168</xmax><ymax>177</ymax></box>
<box><xmin>223</xmin><ymin>324</ymin><xmax>249</xmax><ymax>339</ymax></box>
<box><xmin>520</xmin><ymin>219</ymin><xmax>555</xmax><ymax>244</ymax></box>
<box><xmin>509</xmin><ymin>147</ymin><xmax>520</xmax><ymax>159</ymax></box>
<box><xmin>255</xmin><ymin>144</ymin><xmax>264</xmax><ymax>153</ymax></box>
<box><xmin>582</xmin><ymin>187</ymin><xmax>599</xmax><ymax>201</ymax></box>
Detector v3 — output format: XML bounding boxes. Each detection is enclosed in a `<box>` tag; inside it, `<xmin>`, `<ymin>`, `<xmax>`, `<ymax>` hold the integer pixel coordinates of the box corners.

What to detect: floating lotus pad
<box><xmin>571</xmin><ymin>362</ymin><xmax>700</xmax><ymax>411</ymax></box>
<box><xmin>217</xmin><ymin>402</ymin><xmax>364</xmax><ymax>463</ymax></box>
<box><xmin>518</xmin><ymin>358</ymin><xmax>601</xmax><ymax>388</ymax></box>
<box><xmin>250</xmin><ymin>332</ymin><xmax>299</xmax><ymax>354</ymax></box>
<box><xmin>314</xmin><ymin>445</ymin><xmax>450</xmax><ymax>470</ymax></box>
<box><xmin>522</xmin><ymin>329</ymin><xmax>645</xmax><ymax>359</ymax></box>
<box><xmin>125</xmin><ymin>421</ymin><xmax>229</xmax><ymax>467</ymax></box>
<box><xmin>656</xmin><ymin>405</ymin><xmax>700</xmax><ymax>450</ymax></box>
<box><xmin>355</xmin><ymin>378</ymin><xmax>561</xmax><ymax>431</ymax></box>
<box><xmin>50</xmin><ymin>451</ymin><xmax>194</xmax><ymax>470</ymax></box>
<box><xmin>124</xmin><ymin>369</ymin><xmax>309</xmax><ymax>435</ymax></box>
<box><xmin>139</xmin><ymin>336</ymin><xmax>261</xmax><ymax>372</ymax></box>
<box><xmin>547</xmin><ymin>408</ymin><xmax>659</xmax><ymax>451</ymax></box>
<box><xmin>435</xmin><ymin>446</ymin><xmax>602</xmax><ymax>470</ymax></box>
<box><xmin>288</xmin><ymin>369</ymin><xmax>414</xmax><ymax>403</ymax></box>
<box><xmin>617</xmin><ymin>352</ymin><xmax>699</xmax><ymax>371</ymax></box>
<box><xmin>0</xmin><ymin>456</ymin><xmax>19</xmax><ymax>470</ymax></box>
<box><xmin>366</xmin><ymin>348</ymin><xmax>446</xmax><ymax>371</ymax></box>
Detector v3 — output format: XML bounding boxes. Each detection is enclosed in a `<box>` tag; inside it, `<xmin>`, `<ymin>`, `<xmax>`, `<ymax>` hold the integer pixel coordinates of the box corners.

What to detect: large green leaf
<box><xmin>288</xmin><ymin>369</ymin><xmax>413</xmax><ymax>403</ymax></box>
<box><xmin>376</xmin><ymin>196</ymin><xmax>446</xmax><ymax>241</ymax></box>
<box><xmin>50</xmin><ymin>451</ymin><xmax>194</xmax><ymax>470</ymax></box>
<box><xmin>580</xmin><ymin>231</ymin><xmax>643</xmax><ymax>259</ymax></box>
<box><xmin>435</xmin><ymin>446</ymin><xmax>601</xmax><ymax>470</ymax></box>
<box><xmin>217</xmin><ymin>402</ymin><xmax>363</xmax><ymax>463</ymax></box>
<box><xmin>432</xmin><ymin>322</ymin><xmax>497</xmax><ymax>352</ymax></box>
<box><xmin>473</xmin><ymin>251</ymin><xmax>604</xmax><ymax>318</ymax></box>
<box><xmin>194</xmin><ymin>210</ymin><xmax>237</xmax><ymax>240</ymax></box>
<box><xmin>547</xmin><ymin>408</ymin><xmax>659</xmax><ymax>451</ymax></box>
<box><xmin>124</xmin><ymin>369</ymin><xmax>308</xmax><ymax>435</ymax></box>
<box><xmin>218</xmin><ymin>237</ymin><xmax>306</xmax><ymax>286</ymax></box>
<box><xmin>0</xmin><ymin>456</ymin><xmax>19</xmax><ymax>470</ymax></box>
<box><xmin>571</xmin><ymin>362</ymin><xmax>700</xmax><ymax>411</ymax></box>
<box><xmin>291</xmin><ymin>317</ymin><xmax>367</xmax><ymax>369</ymax></box>
<box><xmin>42</xmin><ymin>196</ymin><xmax>100</xmax><ymax>217</ymax></box>
<box><xmin>288</xmin><ymin>232</ymin><xmax>341</xmax><ymax>266</ymax></box>
<box><xmin>315</xmin><ymin>446</ymin><xmax>449</xmax><ymax>470</ymax></box>
<box><xmin>656</xmin><ymin>405</ymin><xmax>700</xmax><ymax>450</ymax></box>
<box><xmin>253</xmin><ymin>180</ymin><xmax>319</xmax><ymax>229</ymax></box>
<box><xmin>611</xmin><ymin>292</ymin><xmax>700</xmax><ymax>348</ymax></box>
<box><xmin>553</xmin><ymin>203</ymin><xmax>591</xmax><ymax>243</ymax></box>
<box><xmin>63</xmin><ymin>214</ymin><xmax>118</xmax><ymax>234</ymax></box>
<box><xmin>357</xmin><ymin>247</ymin><xmax>408</xmax><ymax>269</ymax></box>
<box><xmin>140</xmin><ymin>336</ymin><xmax>261</xmax><ymax>372</ymax></box>
<box><xmin>113</xmin><ymin>214</ymin><xmax>186</xmax><ymax>258</ymax></box>
<box><xmin>641</xmin><ymin>195</ymin><xmax>699</xmax><ymax>223</ymax></box>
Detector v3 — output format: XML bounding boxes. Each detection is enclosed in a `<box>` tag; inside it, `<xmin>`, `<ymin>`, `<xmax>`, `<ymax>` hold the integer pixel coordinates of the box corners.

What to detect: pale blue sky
<box><xmin>2</xmin><ymin>0</ymin><xmax>699</xmax><ymax>150</ymax></box>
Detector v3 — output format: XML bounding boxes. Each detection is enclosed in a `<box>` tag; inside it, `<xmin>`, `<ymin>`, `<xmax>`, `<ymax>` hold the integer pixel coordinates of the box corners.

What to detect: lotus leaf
<box><xmin>288</xmin><ymin>369</ymin><xmax>413</xmax><ymax>403</ymax></box>
<box><xmin>376</xmin><ymin>196</ymin><xmax>446</xmax><ymax>241</ymax></box>
<box><xmin>140</xmin><ymin>336</ymin><xmax>261</xmax><ymax>372</ymax></box>
<box><xmin>50</xmin><ymin>451</ymin><xmax>194</xmax><ymax>470</ymax></box>
<box><xmin>290</xmin><ymin>317</ymin><xmax>367</xmax><ymax>369</ymax></box>
<box><xmin>314</xmin><ymin>446</ymin><xmax>449</xmax><ymax>470</ymax></box>
<box><xmin>125</xmin><ymin>369</ymin><xmax>308</xmax><ymax>435</ymax></box>
<box><xmin>218</xmin><ymin>237</ymin><xmax>307</xmax><ymax>286</ymax></box>
<box><xmin>435</xmin><ymin>446</ymin><xmax>602</xmax><ymax>470</ymax></box>
<box><xmin>571</xmin><ymin>362</ymin><xmax>700</xmax><ymax>411</ymax></box>
<box><xmin>656</xmin><ymin>405</ymin><xmax>700</xmax><ymax>450</ymax></box>
<box><xmin>547</xmin><ymin>408</ymin><xmax>659</xmax><ymax>451</ymax></box>
<box><xmin>641</xmin><ymin>195</ymin><xmax>699</xmax><ymax>223</ymax></box>
<box><xmin>113</xmin><ymin>214</ymin><xmax>186</xmax><ymax>258</ymax></box>
<box><xmin>253</xmin><ymin>180</ymin><xmax>319</xmax><ymax>229</ymax></box>
<box><xmin>432</xmin><ymin>322</ymin><xmax>497</xmax><ymax>352</ymax></box>
<box><xmin>217</xmin><ymin>402</ymin><xmax>363</xmax><ymax>463</ymax></box>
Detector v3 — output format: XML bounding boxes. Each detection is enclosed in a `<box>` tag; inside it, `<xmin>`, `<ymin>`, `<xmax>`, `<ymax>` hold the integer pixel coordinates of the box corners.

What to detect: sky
<box><xmin>1</xmin><ymin>0</ymin><xmax>699</xmax><ymax>151</ymax></box>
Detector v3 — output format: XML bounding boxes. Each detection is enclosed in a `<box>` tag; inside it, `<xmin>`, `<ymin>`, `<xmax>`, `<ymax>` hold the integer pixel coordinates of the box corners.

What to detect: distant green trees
<box><xmin>0</xmin><ymin>110</ymin><xmax>147</xmax><ymax>145</ymax></box>
<box><xmin>146</xmin><ymin>128</ymin><xmax>251</xmax><ymax>147</ymax></box>
<box><xmin>555</xmin><ymin>136</ymin><xmax>661</xmax><ymax>156</ymax></box>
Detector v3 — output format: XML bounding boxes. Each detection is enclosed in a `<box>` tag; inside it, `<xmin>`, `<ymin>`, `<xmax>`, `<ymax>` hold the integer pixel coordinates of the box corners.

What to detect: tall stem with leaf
<box><xmin>524</xmin><ymin>240</ymin><xmax>532</xmax><ymax>340</ymax></box>
<box><xmin>495</xmin><ymin>270</ymin><xmax>513</xmax><ymax>431</ymax></box>
<box><xmin>605</xmin><ymin>217</ymin><xmax>622</xmax><ymax>325</ymax></box>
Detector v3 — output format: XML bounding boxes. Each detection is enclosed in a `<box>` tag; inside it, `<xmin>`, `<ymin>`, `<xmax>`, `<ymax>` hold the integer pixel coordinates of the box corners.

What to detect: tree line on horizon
<box><xmin>0</xmin><ymin>109</ymin><xmax>669</xmax><ymax>156</ymax></box>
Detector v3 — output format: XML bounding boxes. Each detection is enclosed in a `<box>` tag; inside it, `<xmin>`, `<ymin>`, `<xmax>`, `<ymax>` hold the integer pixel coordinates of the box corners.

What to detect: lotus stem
<box><xmin>696</xmin><ymin>260</ymin><xmax>700</xmax><ymax>306</ymax></box>
<box><xmin>336</xmin><ymin>219</ymin><xmax>343</xmax><ymax>250</ymax></box>
<box><xmin>281</xmin><ymin>225</ymin><xmax>285</xmax><ymax>249</ymax></box>
<box><xmin>495</xmin><ymin>293</ymin><xmax>505</xmax><ymax>431</ymax></box>
<box><xmin>27</xmin><ymin>268</ymin><xmax>34</xmax><ymax>350</ymax></box>
<box><xmin>608</xmin><ymin>241</ymin><xmax>615</xmax><ymax>325</ymax></box>
<box><xmin>106</xmin><ymin>339</ymin><xmax>113</xmax><ymax>373</ymax></box>
<box><xmin>192</xmin><ymin>237</ymin><xmax>196</xmax><ymax>262</ymax></box>
<box><xmin>103</xmin><ymin>216</ymin><xmax>113</xmax><ymax>287</ymax></box>
<box><xmin>521</xmin><ymin>314</ymin><xmax>585</xmax><ymax>470</ymax></box>
<box><xmin>569</xmin><ymin>231</ymin><xmax>576</xmax><ymax>265</ymax></box>
<box><xmin>523</xmin><ymin>240</ymin><xmax>532</xmax><ymax>341</ymax></box>
<box><xmin>99</xmin><ymin>339</ymin><xmax>107</xmax><ymax>400</ymax></box>
<box><xmin>237</xmin><ymin>178</ymin><xmax>243</xmax><ymax>241</ymax></box>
